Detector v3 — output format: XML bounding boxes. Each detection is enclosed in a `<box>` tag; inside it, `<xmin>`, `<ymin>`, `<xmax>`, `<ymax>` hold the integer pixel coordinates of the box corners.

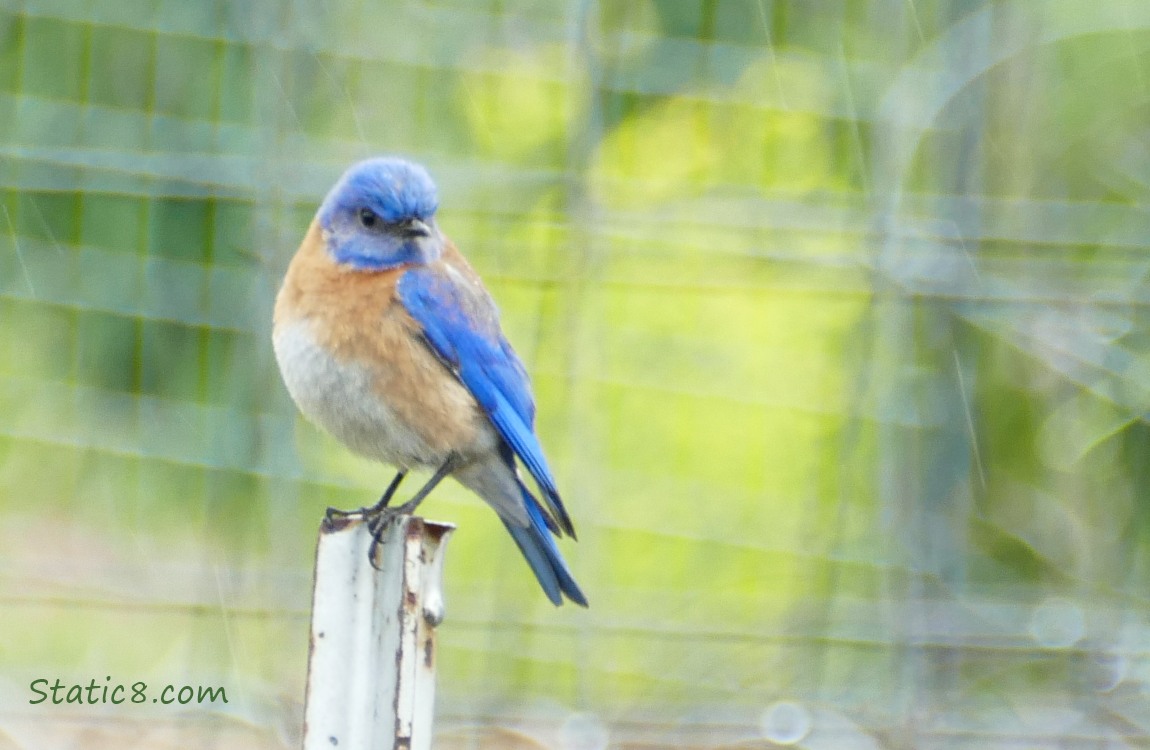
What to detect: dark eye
<box><xmin>358</xmin><ymin>208</ymin><xmax>379</xmax><ymax>229</ymax></box>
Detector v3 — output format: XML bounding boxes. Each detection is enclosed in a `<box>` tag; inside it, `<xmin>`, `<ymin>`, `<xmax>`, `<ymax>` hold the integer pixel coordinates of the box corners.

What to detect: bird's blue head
<box><xmin>317</xmin><ymin>157</ymin><xmax>443</xmax><ymax>271</ymax></box>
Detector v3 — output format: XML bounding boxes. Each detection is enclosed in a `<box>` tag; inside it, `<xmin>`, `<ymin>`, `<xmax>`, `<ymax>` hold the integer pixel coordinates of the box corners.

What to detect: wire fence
<box><xmin>2</xmin><ymin>0</ymin><xmax>1150</xmax><ymax>747</ymax></box>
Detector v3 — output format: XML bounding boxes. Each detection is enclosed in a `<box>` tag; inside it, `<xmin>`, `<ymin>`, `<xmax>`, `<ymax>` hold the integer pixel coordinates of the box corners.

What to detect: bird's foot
<box><xmin>328</xmin><ymin>457</ymin><xmax>459</xmax><ymax>569</ymax></box>
<box><xmin>363</xmin><ymin>499</ymin><xmax>423</xmax><ymax>570</ymax></box>
<box><xmin>323</xmin><ymin>504</ymin><xmax>375</xmax><ymax>533</ymax></box>
<box><xmin>325</xmin><ymin>505</ymin><xmax>365</xmax><ymax>522</ymax></box>
<box><xmin>321</xmin><ymin>503</ymin><xmax>414</xmax><ymax>568</ymax></box>
<box><xmin>323</xmin><ymin>470</ymin><xmax>409</xmax><ymax>529</ymax></box>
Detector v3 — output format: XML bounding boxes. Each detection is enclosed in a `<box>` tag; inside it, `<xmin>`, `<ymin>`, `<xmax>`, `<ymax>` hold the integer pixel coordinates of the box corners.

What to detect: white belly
<box><xmin>272</xmin><ymin>320</ymin><xmax>446</xmax><ymax>468</ymax></box>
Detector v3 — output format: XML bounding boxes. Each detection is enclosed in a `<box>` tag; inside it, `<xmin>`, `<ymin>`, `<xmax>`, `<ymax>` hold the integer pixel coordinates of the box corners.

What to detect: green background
<box><xmin>2</xmin><ymin>0</ymin><xmax>1150</xmax><ymax>747</ymax></box>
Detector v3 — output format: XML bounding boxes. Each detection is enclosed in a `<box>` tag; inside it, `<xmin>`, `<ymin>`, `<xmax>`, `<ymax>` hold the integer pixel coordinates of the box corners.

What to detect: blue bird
<box><xmin>273</xmin><ymin>157</ymin><xmax>586</xmax><ymax>606</ymax></box>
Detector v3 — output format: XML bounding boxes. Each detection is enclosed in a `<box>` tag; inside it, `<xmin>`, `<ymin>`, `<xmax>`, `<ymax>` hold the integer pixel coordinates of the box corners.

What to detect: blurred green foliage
<box><xmin>2</xmin><ymin>0</ymin><xmax>1150</xmax><ymax>747</ymax></box>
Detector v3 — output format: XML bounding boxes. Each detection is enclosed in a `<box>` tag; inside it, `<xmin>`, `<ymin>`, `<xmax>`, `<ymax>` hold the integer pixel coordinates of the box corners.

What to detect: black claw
<box><xmin>326</xmin><ymin>505</ymin><xmax>363</xmax><ymax>522</ymax></box>
<box><xmin>366</xmin><ymin>509</ymin><xmax>402</xmax><ymax>569</ymax></box>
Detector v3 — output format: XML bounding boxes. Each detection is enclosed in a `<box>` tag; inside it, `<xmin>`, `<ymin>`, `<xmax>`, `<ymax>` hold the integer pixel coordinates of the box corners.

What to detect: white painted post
<box><xmin>302</xmin><ymin>514</ymin><xmax>455</xmax><ymax>750</ymax></box>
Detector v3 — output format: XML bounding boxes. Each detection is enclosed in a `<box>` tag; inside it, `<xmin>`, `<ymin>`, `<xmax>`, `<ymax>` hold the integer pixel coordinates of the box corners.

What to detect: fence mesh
<box><xmin>2</xmin><ymin>0</ymin><xmax>1150</xmax><ymax>747</ymax></box>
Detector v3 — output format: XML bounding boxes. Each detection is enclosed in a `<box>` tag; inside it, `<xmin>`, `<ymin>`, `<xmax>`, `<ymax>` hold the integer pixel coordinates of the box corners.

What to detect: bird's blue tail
<box><xmin>503</xmin><ymin>486</ymin><xmax>588</xmax><ymax>607</ymax></box>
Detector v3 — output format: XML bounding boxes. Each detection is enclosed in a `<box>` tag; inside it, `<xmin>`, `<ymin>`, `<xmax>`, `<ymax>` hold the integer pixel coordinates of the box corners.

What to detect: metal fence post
<box><xmin>302</xmin><ymin>514</ymin><xmax>455</xmax><ymax>750</ymax></box>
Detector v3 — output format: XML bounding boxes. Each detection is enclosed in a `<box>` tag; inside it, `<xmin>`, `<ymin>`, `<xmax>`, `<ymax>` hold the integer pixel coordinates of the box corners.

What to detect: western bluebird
<box><xmin>273</xmin><ymin>157</ymin><xmax>586</xmax><ymax>606</ymax></box>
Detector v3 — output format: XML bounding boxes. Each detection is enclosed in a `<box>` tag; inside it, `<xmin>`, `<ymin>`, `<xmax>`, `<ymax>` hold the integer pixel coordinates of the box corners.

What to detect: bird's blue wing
<box><xmin>397</xmin><ymin>266</ymin><xmax>576</xmax><ymax>537</ymax></box>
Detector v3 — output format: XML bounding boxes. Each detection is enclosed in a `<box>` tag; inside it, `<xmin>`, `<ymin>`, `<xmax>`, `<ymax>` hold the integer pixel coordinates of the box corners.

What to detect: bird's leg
<box><xmin>325</xmin><ymin>470</ymin><xmax>408</xmax><ymax>523</ymax></box>
<box><xmin>365</xmin><ymin>470</ymin><xmax>409</xmax><ymax>514</ymax></box>
<box><xmin>390</xmin><ymin>455</ymin><xmax>460</xmax><ymax>516</ymax></box>
<box><xmin>366</xmin><ymin>454</ymin><xmax>460</xmax><ymax>563</ymax></box>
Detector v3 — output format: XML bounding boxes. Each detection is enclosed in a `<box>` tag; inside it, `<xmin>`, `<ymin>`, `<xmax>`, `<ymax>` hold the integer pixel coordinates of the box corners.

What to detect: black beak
<box><xmin>402</xmin><ymin>218</ymin><xmax>432</xmax><ymax>238</ymax></box>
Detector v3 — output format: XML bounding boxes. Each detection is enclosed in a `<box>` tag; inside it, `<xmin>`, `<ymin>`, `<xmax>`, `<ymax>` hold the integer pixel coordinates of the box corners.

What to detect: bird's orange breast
<box><xmin>273</xmin><ymin>221</ymin><xmax>492</xmax><ymax>462</ymax></box>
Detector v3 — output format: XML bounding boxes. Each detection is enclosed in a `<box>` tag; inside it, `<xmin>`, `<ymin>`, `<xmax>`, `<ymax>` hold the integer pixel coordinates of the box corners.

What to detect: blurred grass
<box><xmin>2</xmin><ymin>0</ymin><xmax>1150</xmax><ymax>747</ymax></box>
